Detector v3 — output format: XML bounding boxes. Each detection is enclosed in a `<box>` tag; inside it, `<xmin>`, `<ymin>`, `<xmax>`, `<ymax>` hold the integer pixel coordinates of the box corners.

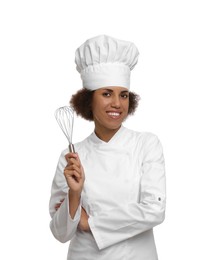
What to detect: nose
<box><xmin>111</xmin><ymin>95</ymin><xmax>121</xmax><ymax>108</ymax></box>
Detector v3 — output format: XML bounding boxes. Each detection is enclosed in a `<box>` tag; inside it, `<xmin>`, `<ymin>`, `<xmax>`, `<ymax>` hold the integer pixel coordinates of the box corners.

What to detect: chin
<box><xmin>106</xmin><ymin>123</ymin><xmax>122</xmax><ymax>130</ymax></box>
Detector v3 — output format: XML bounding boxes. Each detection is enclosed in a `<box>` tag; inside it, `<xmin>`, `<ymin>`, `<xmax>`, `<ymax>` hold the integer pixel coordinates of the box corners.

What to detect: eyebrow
<box><xmin>103</xmin><ymin>88</ymin><xmax>129</xmax><ymax>93</ymax></box>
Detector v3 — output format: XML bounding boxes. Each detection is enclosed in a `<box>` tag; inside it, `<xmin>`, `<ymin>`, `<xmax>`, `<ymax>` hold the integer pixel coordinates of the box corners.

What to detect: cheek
<box><xmin>123</xmin><ymin>100</ymin><xmax>129</xmax><ymax>112</ymax></box>
<box><xmin>92</xmin><ymin>101</ymin><xmax>105</xmax><ymax>120</ymax></box>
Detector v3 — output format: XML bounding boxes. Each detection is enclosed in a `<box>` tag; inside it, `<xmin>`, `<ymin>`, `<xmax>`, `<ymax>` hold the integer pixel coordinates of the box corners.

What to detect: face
<box><xmin>92</xmin><ymin>86</ymin><xmax>129</xmax><ymax>134</ymax></box>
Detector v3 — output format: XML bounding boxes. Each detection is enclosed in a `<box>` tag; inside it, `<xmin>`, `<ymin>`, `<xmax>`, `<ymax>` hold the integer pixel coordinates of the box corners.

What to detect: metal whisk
<box><xmin>54</xmin><ymin>106</ymin><xmax>75</xmax><ymax>153</ymax></box>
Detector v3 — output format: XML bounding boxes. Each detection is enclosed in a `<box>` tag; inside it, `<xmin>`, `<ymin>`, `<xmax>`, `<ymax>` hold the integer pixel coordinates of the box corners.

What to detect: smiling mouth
<box><xmin>107</xmin><ymin>112</ymin><xmax>121</xmax><ymax>119</ymax></box>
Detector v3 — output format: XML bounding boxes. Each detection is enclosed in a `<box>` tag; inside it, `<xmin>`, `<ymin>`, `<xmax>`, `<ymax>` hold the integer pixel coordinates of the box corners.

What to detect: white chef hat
<box><xmin>75</xmin><ymin>35</ymin><xmax>139</xmax><ymax>91</ymax></box>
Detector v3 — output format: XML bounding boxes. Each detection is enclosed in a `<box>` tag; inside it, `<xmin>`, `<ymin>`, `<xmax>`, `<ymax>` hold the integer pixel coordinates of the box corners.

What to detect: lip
<box><xmin>106</xmin><ymin>111</ymin><xmax>122</xmax><ymax>119</ymax></box>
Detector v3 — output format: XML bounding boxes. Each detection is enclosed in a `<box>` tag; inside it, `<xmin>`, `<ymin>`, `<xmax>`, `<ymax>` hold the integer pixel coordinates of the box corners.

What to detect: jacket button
<box><xmin>158</xmin><ymin>197</ymin><xmax>161</xmax><ymax>201</ymax></box>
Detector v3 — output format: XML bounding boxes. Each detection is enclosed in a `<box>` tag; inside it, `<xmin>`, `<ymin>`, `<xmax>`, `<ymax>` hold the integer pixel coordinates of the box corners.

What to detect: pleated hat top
<box><xmin>75</xmin><ymin>35</ymin><xmax>139</xmax><ymax>90</ymax></box>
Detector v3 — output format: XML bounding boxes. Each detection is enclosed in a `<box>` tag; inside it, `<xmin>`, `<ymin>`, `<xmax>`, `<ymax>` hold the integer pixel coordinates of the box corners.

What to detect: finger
<box><xmin>55</xmin><ymin>198</ymin><xmax>64</xmax><ymax>209</ymax></box>
<box><xmin>65</xmin><ymin>153</ymin><xmax>78</xmax><ymax>165</ymax></box>
<box><xmin>65</xmin><ymin>164</ymin><xmax>81</xmax><ymax>173</ymax></box>
<box><xmin>66</xmin><ymin>152</ymin><xmax>78</xmax><ymax>160</ymax></box>
<box><xmin>64</xmin><ymin>169</ymin><xmax>82</xmax><ymax>180</ymax></box>
<box><xmin>67</xmin><ymin>156</ymin><xmax>81</xmax><ymax>167</ymax></box>
<box><xmin>55</xmin><ymin>204</ymin><xmax>61</xmax><ymax>210</ymax></box>
<box><xmin>55</xmin><ymin>204</ymin><xmax>60</xmax><ymax>209</ymax></box>
<box><xmin>69</xmin><ymin>157</ymin><xmax>80</xmax><ymax>167</ymax></box>
<box><xmin>72</xmin><ymin>164</ymin><xmax>81</xmax><ymax>173</ymax></box>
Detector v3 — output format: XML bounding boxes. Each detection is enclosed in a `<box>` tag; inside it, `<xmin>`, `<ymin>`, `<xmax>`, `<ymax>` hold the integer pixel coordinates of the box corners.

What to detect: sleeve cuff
<box><xmin>88</xmin><ymin>217</ymin><xmax>105</xmax><ymax>250</ymax></box>
<box><xmin>66</xmin><ymin>192</ymin><xmax>82</xmax><ymax>223</ymax></box>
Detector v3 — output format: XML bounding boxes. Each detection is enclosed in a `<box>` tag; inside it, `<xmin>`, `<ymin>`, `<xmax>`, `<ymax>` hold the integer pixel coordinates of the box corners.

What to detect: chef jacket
<box><xmin>49</xmin><ymin>126</ymin><xmax>166</xmax><ymax>260</ymax></box>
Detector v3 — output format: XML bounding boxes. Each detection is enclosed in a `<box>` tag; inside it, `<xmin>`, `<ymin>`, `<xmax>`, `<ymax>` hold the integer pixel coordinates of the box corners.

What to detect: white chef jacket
<box><xmin>49</xmin><ymin>126</ymin><xmax>166</xmax><ymax>260</ymax></box>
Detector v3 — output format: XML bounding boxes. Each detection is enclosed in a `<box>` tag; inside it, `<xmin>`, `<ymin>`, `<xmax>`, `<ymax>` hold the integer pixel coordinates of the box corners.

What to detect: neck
<box><xmin>94</xmin><ymin>125</ymin><xmax>122</xmax><ymax>142</ymax></box>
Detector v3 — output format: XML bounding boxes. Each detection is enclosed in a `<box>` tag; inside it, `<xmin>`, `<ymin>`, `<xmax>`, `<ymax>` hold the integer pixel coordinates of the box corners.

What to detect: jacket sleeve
<box><xmin>49</xmin><ymin>150</ymin><xmax>81</xmax><ymax>243</ymax></box>
<box><xmin>88</xmin><ymin>134</ymin><xmax>166</xmax><ymax>250</ymax></box>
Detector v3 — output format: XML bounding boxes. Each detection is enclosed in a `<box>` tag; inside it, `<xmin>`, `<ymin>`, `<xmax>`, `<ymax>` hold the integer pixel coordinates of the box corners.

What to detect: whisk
<box><xmin>54</xmin><ymin>106</ymin><xmax>75</xmax><ymax>153</ymax></box>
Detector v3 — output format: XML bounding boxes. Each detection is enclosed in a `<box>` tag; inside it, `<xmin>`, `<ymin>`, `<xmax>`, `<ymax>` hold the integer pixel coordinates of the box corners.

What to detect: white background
<box><xmin>0</xmin><ymin>0</ymin><xmax>219</xmax><ymax>259</ymax></box>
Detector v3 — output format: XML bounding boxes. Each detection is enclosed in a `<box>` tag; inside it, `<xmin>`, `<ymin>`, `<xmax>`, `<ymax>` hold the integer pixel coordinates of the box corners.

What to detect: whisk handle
<box><xmin>69</xmin><ymin>143</ymin><xmax>75</xmax><ymax>153</ymax></box>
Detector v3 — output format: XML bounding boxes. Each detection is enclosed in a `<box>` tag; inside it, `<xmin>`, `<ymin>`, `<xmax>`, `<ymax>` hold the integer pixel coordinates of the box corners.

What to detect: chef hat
<box><xmin>75</xmin><ymin>35</ymin><xmax>139</xmax><ymax>90</ymax></box>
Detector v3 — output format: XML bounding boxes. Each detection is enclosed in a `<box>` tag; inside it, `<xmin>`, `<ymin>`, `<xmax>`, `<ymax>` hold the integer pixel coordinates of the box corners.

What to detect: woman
<box><xmin>49</xmin><ymin>35</ymin><xmax>166</xmax><ymax>260</ymax></box>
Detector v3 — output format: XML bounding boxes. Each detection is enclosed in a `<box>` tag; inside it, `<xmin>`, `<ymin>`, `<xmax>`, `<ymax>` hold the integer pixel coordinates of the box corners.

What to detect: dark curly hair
<box><xmin>70</xmin><ymin>88</ymin><xmax>140</xmax><ymax>121</ymax></box>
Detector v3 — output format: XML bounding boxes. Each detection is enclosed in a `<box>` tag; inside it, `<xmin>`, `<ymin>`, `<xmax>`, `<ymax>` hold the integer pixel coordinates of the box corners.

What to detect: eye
<box><xmin>120</xmin><ymin>93</ymin><xmax>129</xmax><ymax>99</ymax></box>
<box><xmin>102</xmin><ymin>92</ymin><xmax>111</xmax><ymax>97</ymax></box>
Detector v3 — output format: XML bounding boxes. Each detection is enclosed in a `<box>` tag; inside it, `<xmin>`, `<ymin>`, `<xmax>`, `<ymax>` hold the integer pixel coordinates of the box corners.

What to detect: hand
<box><xmin>78</xmin><ymin>207</ymin><xmax>90</xmax><ymax>232</ymax></box>
<box><xmin>55</xmin><ymin>198</ymin><xmax>64</xmax><ymax>211</ymax></box>
<box><xmin>64</xmin><ymin>153</ymin><xmax>85</xmax><ymax>194</ymax></box>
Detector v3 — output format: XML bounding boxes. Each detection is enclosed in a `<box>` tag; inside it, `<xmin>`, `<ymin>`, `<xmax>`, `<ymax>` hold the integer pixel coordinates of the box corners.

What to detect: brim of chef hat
<box><xmin>80</xmin><ymin>63</ymin><xmax>130</xmax><ymax>91</ymax></box>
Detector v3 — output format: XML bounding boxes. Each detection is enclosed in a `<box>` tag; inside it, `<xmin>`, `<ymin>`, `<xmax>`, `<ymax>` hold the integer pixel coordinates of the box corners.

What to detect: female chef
<box><xmin>49</xmin><ymin>35</ymin><xmax>166</xmax><ymax>260</ymax></box>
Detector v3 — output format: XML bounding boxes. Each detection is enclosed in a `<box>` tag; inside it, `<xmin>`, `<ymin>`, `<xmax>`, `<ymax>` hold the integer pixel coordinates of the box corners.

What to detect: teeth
<box><xmin>108</xmin><ymin>112</ymin><xmax>120</xmax><ymax>116</ymax></box>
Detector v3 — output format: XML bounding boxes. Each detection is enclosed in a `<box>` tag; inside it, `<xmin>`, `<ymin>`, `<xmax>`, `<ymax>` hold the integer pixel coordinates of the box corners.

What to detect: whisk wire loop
<box><xmin>54</xmin><ymin>106</ymin><xmax>75</xmax><ymax>152</ymax></box>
